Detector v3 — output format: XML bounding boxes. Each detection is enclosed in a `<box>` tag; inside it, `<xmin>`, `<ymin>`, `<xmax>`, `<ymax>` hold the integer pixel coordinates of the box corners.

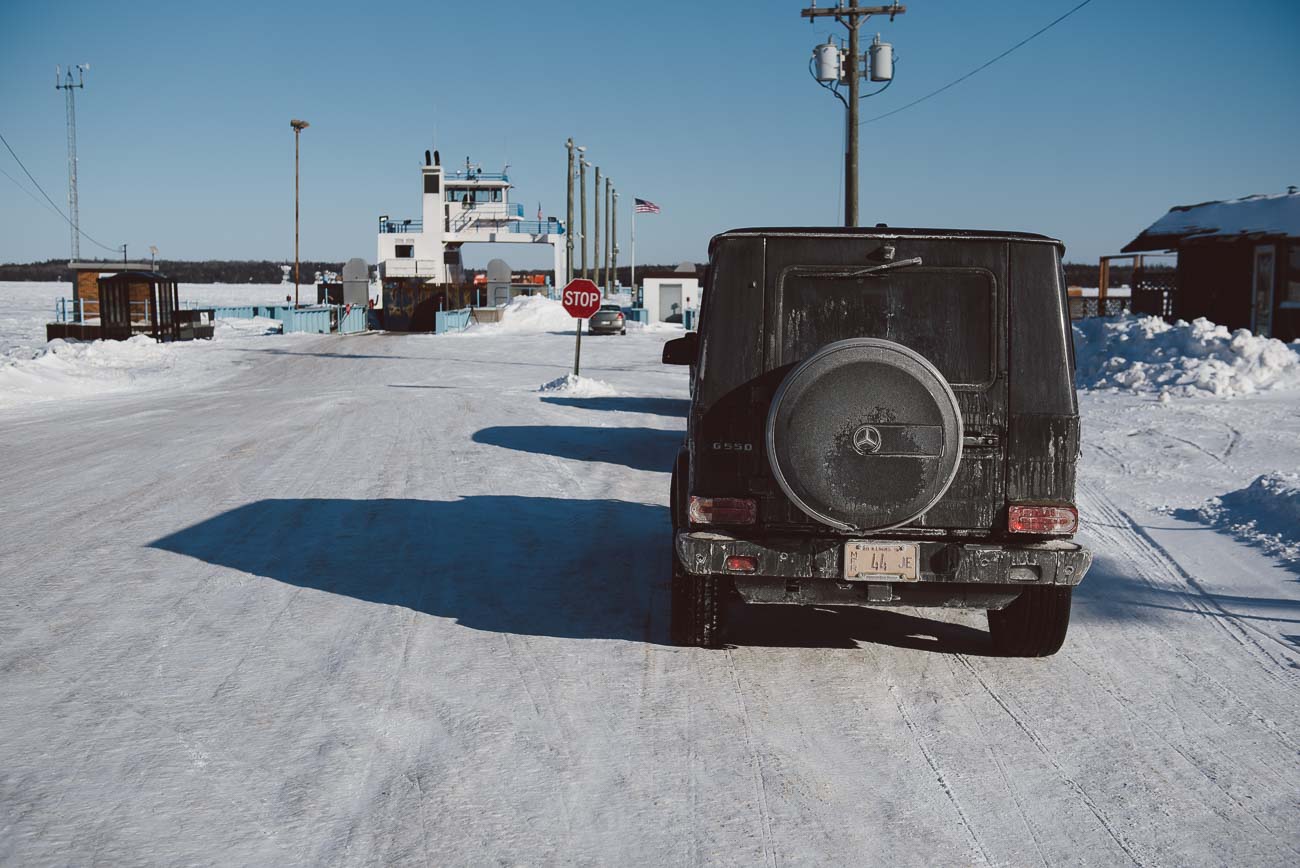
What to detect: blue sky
<box><xmin>1</xmin><ymin>0</ymin><xmax>1297</xmax><ymax>268</ymax></box>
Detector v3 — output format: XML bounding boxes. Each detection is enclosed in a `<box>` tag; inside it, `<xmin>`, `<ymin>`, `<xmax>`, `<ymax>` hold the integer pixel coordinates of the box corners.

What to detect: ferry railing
<box><xmin>507</xmin><ymin>220</ymin><xmax>563</xmax><ymax>236</ymax></box>
<box><xmin>380</xmin><ymin>219</ymin><xmax>423</xmax><ymax>234</ymax></box>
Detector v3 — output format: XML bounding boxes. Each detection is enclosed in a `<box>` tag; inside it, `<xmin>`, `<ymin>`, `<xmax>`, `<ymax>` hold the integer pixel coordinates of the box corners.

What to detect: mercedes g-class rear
<box><xmin>664</xmin><ymin>227</ymin><xmax>1092</xmax><ymax>654</ymax></box>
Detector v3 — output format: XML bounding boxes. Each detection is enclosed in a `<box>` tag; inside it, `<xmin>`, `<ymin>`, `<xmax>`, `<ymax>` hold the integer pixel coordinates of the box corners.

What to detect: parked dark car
<box><xmin>663</xmin><ymin>227</ymin><xmax>1092</xmax><ymax>655</ymax></box>
<box><xmin>589</xmin><ymin>304</ymin><xmax>627</xmax><ymax>335</ymax></box>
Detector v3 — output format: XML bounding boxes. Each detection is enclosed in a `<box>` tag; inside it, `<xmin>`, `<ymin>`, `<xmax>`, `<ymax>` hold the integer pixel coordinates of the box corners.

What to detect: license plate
<box><xmin>843</xmin><ymin>542</ymin><xmax>919</xmax><ymax>581</ymax></box>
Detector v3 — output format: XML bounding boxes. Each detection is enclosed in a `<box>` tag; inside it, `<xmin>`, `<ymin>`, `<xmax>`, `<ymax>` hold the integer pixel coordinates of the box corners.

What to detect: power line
<box><xmin>0</xmin><ymin>129</ymin><xmax>120</xmax><ymax>253</ymax></box>
<box><xmin>0</xmin><ymin>163</ymin><xmax>67</xmax><ymax>220</ymax></box>
<box><xmin>860</xmin><ymin>0</ymin><xmax>1096</xmax><ymax>125</ymax></box>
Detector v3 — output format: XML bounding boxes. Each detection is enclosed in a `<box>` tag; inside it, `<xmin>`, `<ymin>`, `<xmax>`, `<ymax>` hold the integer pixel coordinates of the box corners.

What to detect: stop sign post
<box><xmin>562</xmin><ymin>278</ymin><xmax>602</xmax><ymax>376</ymax></box>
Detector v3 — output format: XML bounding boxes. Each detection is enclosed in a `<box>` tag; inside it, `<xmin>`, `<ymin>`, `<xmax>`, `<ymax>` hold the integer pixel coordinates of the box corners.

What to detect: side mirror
<box><xmin>662</xmin><ymin>332</ymin><xmax>699</xmax><ymax>366</ymax></box>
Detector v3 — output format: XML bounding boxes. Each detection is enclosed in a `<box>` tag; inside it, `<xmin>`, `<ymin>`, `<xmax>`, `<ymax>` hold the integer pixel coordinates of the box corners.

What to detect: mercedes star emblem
<box><xmin>852</xmin><ymin>424</ymin><xmax>883</xmax><ymax>455</ymax></box>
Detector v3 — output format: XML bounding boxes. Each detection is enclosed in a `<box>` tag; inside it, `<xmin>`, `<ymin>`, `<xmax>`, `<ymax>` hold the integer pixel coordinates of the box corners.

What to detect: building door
<box><xmin>659</xmin><ymin>283</ymin><xmax>682</xmax><ymax>322</ymax></box>
<box><xmin>1252</xmin><ymin>245</ymin><xmax>1276</xmax><ymax>336</ymax></box>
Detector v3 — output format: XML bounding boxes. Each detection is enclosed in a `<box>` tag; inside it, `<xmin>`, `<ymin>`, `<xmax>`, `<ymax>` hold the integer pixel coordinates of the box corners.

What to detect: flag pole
<box><xmin>631</xmin><ymin>205</ymin><xmax>637</xmax><ymax>308</ymax></box>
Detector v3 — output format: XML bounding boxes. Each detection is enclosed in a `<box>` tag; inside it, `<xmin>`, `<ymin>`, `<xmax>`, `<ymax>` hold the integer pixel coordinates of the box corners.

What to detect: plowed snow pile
<box><xmin>1175</xmin><ymin>472</ymin><xmax>1300</xmax><ymax>565</ymax></box>
<box><xmin>0</xmin><ymin>336</ymin><xmax>179</xmax><ymax>406</ymax></box>
<box><xmin>462</xmin><ymin>295</ymin><xmax>575</xmax><ymax>335</ymax></box>
<box><xmin>537</xmin><ymin>373</ymin><xmax>618</xmax><ymax>397</ymax></box>
<box><xmin>1072</xmin><ymin>314</ymin><xmax>1300</xmax><ymax>397</ymax></box>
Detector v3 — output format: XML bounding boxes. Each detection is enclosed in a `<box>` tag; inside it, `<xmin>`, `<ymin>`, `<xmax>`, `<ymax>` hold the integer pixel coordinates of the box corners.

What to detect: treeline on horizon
<box><xmin>0</xmin><ymin>259</ymin><xmax>345</xmax><ymax>284</ymax></box>
<box><xmin>0</xmin><ymin>259</ymin><xmax>1172</xmax><ymax>288</ymax></box>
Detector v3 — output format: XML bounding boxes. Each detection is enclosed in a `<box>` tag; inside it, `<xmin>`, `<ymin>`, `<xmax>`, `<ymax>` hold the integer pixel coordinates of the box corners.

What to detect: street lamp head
<box><xmin>290</xmin><ymin>119</ymin><xmax>310</xmax><ymax>131</ymax></box>
<box><xmin>576</xmin><ymin>145</ymin><xmax>587</xmax><ymax>153</ymax></box>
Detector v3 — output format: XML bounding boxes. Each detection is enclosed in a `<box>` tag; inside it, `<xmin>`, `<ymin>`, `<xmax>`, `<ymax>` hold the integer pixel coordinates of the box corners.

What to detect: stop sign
<box><xmin>561</xmin><ymin>279</ymin><xmax>602</xmax><ymax>319</ymax></box>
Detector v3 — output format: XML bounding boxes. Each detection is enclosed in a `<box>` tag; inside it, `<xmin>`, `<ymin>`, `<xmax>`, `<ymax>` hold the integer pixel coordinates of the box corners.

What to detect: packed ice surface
<box><xmin>538</xmin><ymin>372</ymin><xmax>619</xmax><ymax>396</ymax></box>
<box><xmin>1072</xmin><ymin>313</ymin><xmax>1300</xmax><ymax>397</ymax></box>
<box><xmin>2</xmin><ymin>279</ymin><xmax>1299</xmax><ymax>866</ymax></box>
<box><xmin>1175</xmin><ymin>472</ymin><xmax>1300</xmax><ymax>565</ymax></box>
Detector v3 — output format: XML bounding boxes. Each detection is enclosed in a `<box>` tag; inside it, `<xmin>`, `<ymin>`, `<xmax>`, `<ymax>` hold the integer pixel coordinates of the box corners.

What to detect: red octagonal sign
<box><xmin>561</xmin><ymin>279</ymin><xmax>602</xmax><ymax>319</ymax></box>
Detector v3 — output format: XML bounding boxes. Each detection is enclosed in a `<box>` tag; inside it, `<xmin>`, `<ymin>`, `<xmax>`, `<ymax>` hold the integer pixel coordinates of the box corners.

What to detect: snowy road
<box><xmin>1</xmin><ymin>328</ymin><xmax>1297</xmax><ymax>866</ymax></box>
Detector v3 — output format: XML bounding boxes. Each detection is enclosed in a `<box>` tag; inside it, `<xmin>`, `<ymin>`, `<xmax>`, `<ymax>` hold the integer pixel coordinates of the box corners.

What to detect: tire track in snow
<box><xmin>953</xmin><ymin>655</ymin><xmax>1149</xmax><ymax>867</ymax></box>
<box><xmin>884</xmin><ymin>678</ymin><xmax>993</xmax><ymax>867</ymax></box>
<box><xmin>1081</xmin><ymin>483</ymin><xmax>1299</xmax><ymax>687</ymax></box>
<box><xmin>940</xmin><ymin>655</ymin><xmax>1051</xmax><ymax>868</ymax></box>
<box><xmin>723</xmin><ymin>649</ymin><xmax>780</xmax><ymax>868</ymax></box>
<box><xmin>1063</xmin><ymin>650</ymin><xmax>1300</xmax><ymax>857</ymax></box>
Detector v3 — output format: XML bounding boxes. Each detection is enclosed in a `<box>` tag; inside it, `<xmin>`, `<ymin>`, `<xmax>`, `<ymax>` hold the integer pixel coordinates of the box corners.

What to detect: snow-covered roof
<box><xmin>1123</xmin><ymin>191</ymin><xmax>1300</xmax><ymax>252</ymax></box>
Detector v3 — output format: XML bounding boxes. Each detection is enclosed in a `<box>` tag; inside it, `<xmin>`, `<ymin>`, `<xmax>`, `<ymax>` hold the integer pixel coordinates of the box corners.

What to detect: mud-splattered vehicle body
<box><xmin>664</xmin><ymin>227</ymin><xmax>1092</xmax><ymax>654</ymax></box>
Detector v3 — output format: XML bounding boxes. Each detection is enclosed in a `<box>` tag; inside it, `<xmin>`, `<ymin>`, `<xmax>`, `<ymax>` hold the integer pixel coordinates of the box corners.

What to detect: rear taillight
<box><xmin>724</xmin><ymin>555</ymin><xmax>758</xmax><ymax>573</ymax></box>
<box><xmin>617</xmin><ymin>313</ymin><xmax>624</xmax><ymax>320</ymax></box>
<box><xmin>689</xmin><ymin>496</ymin><xmax>757</xmax><ymax>526</ymax></box>
<box><xmin>1008</xmin><ymin>503</ymin><xmax>1078</xmax><ymax>535</ymax></box>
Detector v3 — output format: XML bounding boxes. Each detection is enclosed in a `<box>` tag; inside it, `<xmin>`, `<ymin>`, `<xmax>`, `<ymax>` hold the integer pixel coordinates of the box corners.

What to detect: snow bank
<box><xmin>0</xmin><ymin>335</ymin><xmax>180</xmax><ymax>407</ymax></box>
<box><xmin>537</xmin><ymin>373</ymin><xmax>618</xmax><ymax>397</ymax></box>
<box><xmin>462</xmin><ymin>295</ymin><xmax>575</xmax><ymax>335</ymax></box>
<box><xmin>1175</xmin><ymin>472</ymin><xmax>1300</xmax><ymax>566</ymax></box>
<box><xmin>1072</xmin><ymin>314</ymin><xmax>1300</xmax><ymax>397</ymax></box>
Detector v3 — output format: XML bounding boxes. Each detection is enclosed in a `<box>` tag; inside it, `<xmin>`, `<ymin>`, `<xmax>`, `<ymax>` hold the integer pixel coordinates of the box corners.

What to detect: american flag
<box><xmin>634</xmin><ymin>198</ymin><xmax>661</xmax><ymax>214</ymax></box>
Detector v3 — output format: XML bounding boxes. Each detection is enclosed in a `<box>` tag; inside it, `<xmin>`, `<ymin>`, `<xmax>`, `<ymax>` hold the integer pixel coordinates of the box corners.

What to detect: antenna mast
<box><xmin>55</xmin><ymin>64</ymin><xmax>88</xmax><ymax>260</ymax></box>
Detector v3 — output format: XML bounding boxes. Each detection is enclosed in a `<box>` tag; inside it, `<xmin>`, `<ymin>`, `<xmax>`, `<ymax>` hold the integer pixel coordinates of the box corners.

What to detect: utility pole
<box><xmin>603</xmin><ymin>177</ymin><xmax>612</xmax><ymax>296</ymax></box>
<box><xmin>610</xmin><ymin>189</ymin><xmax>618</xmax><ymax>297</ymax></box>
<box><xmin>55</xmin><ymin>64</ymin><xmax>87</xmax><ymax>261</ymax></box>
<box><xmin>290</xmin><ymin>119</ymin><xmax>309</xmax><ymax>306</ymax></box>
<box><xmin>579</xmin><ymin>154</ymin><xmax>590</xmax><ymax>279</ymax></box>
<box><xmin>565</xmin><ymin>139</ymin><xmax>576</xmax><ymax>283</ymax></box>
<box><xmin>593</xmin><ymin>166</ymin><xmax>601</xmax><ymax>290</ymax></box>
<box><xmin>801</xmin><ymin>2</ymin><xmax>904</xmax><ymax>226</ymax></box>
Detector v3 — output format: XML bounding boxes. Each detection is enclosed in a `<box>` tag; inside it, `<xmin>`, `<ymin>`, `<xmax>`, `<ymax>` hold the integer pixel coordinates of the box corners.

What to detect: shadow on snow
<box><xmin>472</xmin><ymin>425</ymin><xmax>682</xmax><ymax>473</ymax></box>
<box><xmin>539</xmin><ymin>396</ymin><xmax>690</xmax><ymax>417</ymax></box>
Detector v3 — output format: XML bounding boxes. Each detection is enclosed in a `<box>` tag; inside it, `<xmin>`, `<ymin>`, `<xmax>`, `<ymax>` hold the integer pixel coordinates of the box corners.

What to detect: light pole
<box><xmin>579</xmin><ymin>153</ymin><xmax>590</xmax><ymax>280</ymax></box>
<box><xmin>593</xmin><ymin>166</ymin><xmax>601</xmax><ymax>289</ymax></box>
<box><xmin>565</xmin><ymin>139</ymin><xmax>576</xmax><ymax>283</ymax></box>
<box><xmin>290</xmin><ymin>119</ymin><xmax>309</xmax><ymax>306</ymax></box>
<box><xmin>603</xmin><ymin>176</ymin><xmax>612</xmax><ymax>296</ymax></box>
<box><xmin>610</xmin><ymin>189</ymin><xmax>618</xmax><ymax>297</ymax></box>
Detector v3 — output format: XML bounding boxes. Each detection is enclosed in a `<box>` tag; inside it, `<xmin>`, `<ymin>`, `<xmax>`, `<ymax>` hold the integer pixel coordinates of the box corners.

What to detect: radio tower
<box><xmin>55</xmin><ymin>64</ymin><xmax>88</xmax><ymax>260</ymax></box>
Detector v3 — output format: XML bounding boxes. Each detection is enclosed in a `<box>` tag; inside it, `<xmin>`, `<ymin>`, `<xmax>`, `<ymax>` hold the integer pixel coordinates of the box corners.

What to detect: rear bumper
<box><xmin>588</xmin><ymin>320</ymin><xmax>624</xmax><ymax>333</ymax></box>
<box><xmin>675</xmin><ymin>531</ymin><xmax>1091</xmax><ymax>606</ymax></box>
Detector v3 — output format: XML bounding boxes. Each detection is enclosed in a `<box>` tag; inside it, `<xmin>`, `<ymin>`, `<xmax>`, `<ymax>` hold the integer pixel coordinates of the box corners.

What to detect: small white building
<box><xmin>376</xmin><ymin>151</ymin><xmax>566</xmax><ymax>292</ymax></box>
<box><xmin>640</xmin><ymin>262</ymin><xmax>703</xmax><ymax>323</ymax></box>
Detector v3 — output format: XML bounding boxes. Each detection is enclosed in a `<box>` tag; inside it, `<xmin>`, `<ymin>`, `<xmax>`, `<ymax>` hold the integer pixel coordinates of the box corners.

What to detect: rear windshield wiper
<box><xmin>843</xmin><ymin>256</ymin><xmax>923</xmax><ymax>278</ymax></box>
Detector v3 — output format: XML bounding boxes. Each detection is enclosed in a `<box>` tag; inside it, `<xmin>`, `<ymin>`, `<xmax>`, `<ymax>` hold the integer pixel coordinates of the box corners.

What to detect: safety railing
<box><xmin>435</xmin><ymin>306</ymin><xmax>473</xmax><ymax>334</ymax></box>
<box><xmin>380</xmin><ymin>218</ymin><xmax>423</xmax><ymax>234</ymax></box>
<box><xmin>55</xmin><ymin>297</ymin><xmax>155</xmax><ymax>324</ymax></box>
<box><xmin>507</xmin><ymin>220</ymin><xmax>564</xmax><ymax>236</ymax></box>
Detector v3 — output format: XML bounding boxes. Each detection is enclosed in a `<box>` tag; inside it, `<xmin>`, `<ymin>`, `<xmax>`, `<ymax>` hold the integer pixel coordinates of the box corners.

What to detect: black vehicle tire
<box><xmin>987</xmin><ymin>586</ymin><xmax>1073</xmax><ymax>657</ymax></box>
<box><xmin>670</xmin><ymin>557</ymin><xmax>724</xmax><ymax>648</ymax></box>
<box><xmin>621</xmin><ymin>329</ymin><xmax>627</xmax><ymax>335</ymax></box>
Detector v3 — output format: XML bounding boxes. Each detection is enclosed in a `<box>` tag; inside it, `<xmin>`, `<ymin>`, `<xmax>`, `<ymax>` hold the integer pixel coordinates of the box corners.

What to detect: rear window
<box><xmin>776</xmin><ymin>266</ymin><xmax>995</xmax><ymax>386</ymax></box>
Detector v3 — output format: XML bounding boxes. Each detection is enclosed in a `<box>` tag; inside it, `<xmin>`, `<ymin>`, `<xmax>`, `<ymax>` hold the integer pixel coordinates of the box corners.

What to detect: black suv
<box><xmin>663</xmin><ymin>227</ymin><xmax>1092</xmax><ymax>656</ymax></box>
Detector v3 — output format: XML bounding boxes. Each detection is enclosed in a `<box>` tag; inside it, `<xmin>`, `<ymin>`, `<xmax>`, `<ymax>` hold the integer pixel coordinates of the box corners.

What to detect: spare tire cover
<box><xmin>765</xmin><ymin>338</ymin><xmax>963</xmax><ymax>532</ymax></box>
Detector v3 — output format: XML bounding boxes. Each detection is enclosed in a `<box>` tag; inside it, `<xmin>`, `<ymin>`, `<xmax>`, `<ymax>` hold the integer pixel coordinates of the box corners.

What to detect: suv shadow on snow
<box><xmin>539</xmin><ymin>396</ymin><xmax>690</xmax><ymax>417</ymax></box>
<box><xmin>472</xmin><ymin>425</ymin><xmax>682</xmax><ymax>473</ymax></box>
<box><xmin>148</xmin><ymin>495</ymin><xmax>1008</xmax><ymax>654</ymax></box>
<box><xmin>150</xmin><ymin>496</ymin><xmax>671</xmax><ymax>644</ymax></box>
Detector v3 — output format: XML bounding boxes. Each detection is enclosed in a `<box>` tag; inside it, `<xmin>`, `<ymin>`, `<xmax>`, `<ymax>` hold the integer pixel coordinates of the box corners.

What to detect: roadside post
<box><xmin>562</xmin><ymin>278</ymin><xmax>601</xmax><ymax>376</ymax></box>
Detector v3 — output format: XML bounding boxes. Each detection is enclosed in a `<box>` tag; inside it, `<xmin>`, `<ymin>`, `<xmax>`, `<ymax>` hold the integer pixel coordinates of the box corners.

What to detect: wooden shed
<box><xmin>1121</xmin><ymin>191</ymin><xmax>1300</xmax><ymax>340</ymax></box>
